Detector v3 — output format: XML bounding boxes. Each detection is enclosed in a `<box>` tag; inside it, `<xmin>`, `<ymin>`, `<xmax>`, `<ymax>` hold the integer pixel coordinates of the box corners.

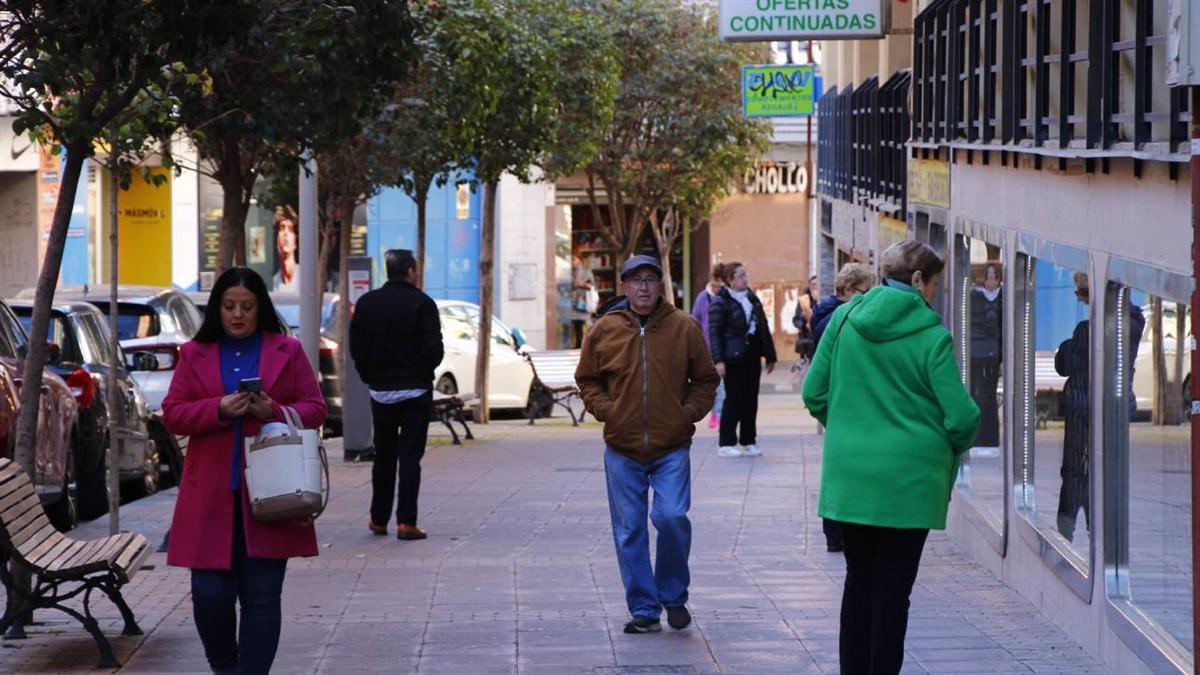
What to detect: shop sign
<box><xmin>878</xmin><ymin>214</ymin><xmax>907</xmax><ymax>251</ymax></box>
<box><xmin>118</xmin><ymin>167</ymin><xmax>172</xmax><ymax>286</ymax></box>
<box><xmin>907</xmin><ymin>159</ymin><xmax>950</xmax><ymax>209</ymax></box>
<box><xmin>742</xmin><ymin>161</ymin><xmax>809</xmax><ymax>195</ymax></box>
<box><xmin>719</xmin><ymin>0</ymin><xmax>889</xmax><ymax>42</ymax></box>
<box><xmin>742</xmin><ymin>65</ymin><xmax>819</xmax><ymax>117</ymax></box>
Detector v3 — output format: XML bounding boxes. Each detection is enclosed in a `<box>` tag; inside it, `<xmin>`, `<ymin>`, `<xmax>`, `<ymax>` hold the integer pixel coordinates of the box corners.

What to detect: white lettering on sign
<box><xmin>742</xmin><ymin>161</ymin><xmax>810</xmax><ymax>194</ymax></box>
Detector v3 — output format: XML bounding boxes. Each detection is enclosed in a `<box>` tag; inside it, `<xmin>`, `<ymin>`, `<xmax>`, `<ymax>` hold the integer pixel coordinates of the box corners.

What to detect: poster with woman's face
<box><xmin>273</xmin><ymin>206</ymin><xmax>299</xmax><ymax>292</ymax></box>
<box><xmin>781</xmin><ymin>287</ymin><xmax>800</xmax><ymax>335</ymax></box>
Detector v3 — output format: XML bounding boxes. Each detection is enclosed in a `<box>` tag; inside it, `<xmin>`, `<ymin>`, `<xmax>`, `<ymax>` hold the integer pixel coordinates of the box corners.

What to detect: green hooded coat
<box><xmin>802</xmin><ymin>283</ymin><xmax>980</xmax><ymax>530</ymax></box>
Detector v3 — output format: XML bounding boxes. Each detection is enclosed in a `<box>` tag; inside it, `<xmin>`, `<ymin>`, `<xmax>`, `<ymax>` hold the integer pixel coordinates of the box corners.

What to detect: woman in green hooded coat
<box><xmin>802</xmin><ymin>240</ymin><xmax>979</xmax><ymax>675</ymax></box>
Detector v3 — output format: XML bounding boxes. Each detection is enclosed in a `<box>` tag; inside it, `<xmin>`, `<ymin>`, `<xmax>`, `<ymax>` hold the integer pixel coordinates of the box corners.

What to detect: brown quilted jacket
<box><xmin>575</xmin><ymin>299</ymin><xmax>719</xmax><ymax>463</ymax></box>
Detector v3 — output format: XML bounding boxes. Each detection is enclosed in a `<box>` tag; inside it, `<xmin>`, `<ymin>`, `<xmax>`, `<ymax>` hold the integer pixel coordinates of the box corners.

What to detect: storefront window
<box><xmin>1019</xmin><ymin>256</ymin><xmax>1093</xmax><ymax>567</ymax></box>
<box><xmin>1110</xmin><ymin>281</ymin><xmax>1192</xmax><ymax>654</ymax></box>
<box><xmin>954</xmin><ymin>236</ymin><xmax>1004</xmax><ymax>529</ymax></box>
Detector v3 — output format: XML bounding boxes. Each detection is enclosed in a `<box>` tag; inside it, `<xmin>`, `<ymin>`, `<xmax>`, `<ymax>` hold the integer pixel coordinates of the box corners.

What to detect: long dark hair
<box><xmin>195</xmin><ymin>267</ymin><xmax>284</xmax><ymax>342</ymax></box>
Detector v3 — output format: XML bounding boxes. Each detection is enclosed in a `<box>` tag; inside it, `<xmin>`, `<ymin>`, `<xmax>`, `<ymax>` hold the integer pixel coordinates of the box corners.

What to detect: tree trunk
<box><xmin>1171</xmin><ymin>305</ymin><xmax>1188</xmax><ymax>423</ymax></box>
<box><xmin>107</xmin><ymin>145</ymin><xmax>122</xmax><ymax>535</ymax></box>
<box><xmin>13</xmin><ymin>145</ymin><xmax>87</xmax><ymax>474</ymax></box>
<box><xmin>474</xmin><ymin>180</ymin><xmax>498</xmax><ymax>424</ymax></box>
<box><xmin>416</xmin><ymin>183</ymin><xmax>429</xmax><ymax>279</ymax></box>
<box><xmin>336</xmin><ymin>197</ymin><xmax>355</xmax><ymax>387</ymax></box>
<box><xmin>651</xmin><ymin>211</ymin><xmax>677</xmax><ymax>304</ymax></box>
<box><xmin>316</xmin><ymin>215</ymin><xmax>336</xmax><ymax>295</ymax></box>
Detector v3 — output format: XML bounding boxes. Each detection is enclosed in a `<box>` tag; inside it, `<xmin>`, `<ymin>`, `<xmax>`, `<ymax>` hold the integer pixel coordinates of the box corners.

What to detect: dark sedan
<box><xmin>9</xmin><ymin>300</ymin><xmax>158</xmax><ymax>519</ymax></box>
<box><xmin>0</xmin><ymin>299</ymin><xmax>77</xmax><ymax>530</ymax></box>
<box><xmin>269</xmin><ymin>292</ymin><xmax>342</xmax><ymax>435</ymax></box>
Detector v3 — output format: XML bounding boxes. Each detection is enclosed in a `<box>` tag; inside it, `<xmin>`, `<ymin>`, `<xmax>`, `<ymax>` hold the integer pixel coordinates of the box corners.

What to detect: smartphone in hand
<box><xmin>238</xmin><ymin>377</ymin><xmax>262</xmax><ymax>394</ymax></box>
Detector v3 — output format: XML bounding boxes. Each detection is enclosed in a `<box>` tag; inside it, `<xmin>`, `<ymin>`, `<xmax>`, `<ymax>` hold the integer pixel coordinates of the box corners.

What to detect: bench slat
<box><xmin>29</xmin><ymin>535</ymin><xmax>75</xmax><ymax>569</ymax></box>
<box><xmin>43</xmin><ymin>540</ymin><xmax>86</xmax><ymax>571</ymax></box>
<box><xmin>57</xmin><ymin>537</ymin><xmax>106</xmax><ymax>570</ymax></box>
<box><xmin>85</xmin><ymin>533</ymin><xmax>134</xmax><ymax>569</ymax></box>
<box><xmin>20</xmin><ymin>528</ymin><xmax>65</xmax><ymax>564</ymax></box>
<box><xmin>17</xmin><ymin>525</ymin><xmax>62</xmax><ymax>560</ymax></box>
<box><xmin>0</xmin><ymin>483</ymin><xmax>39</xmax><ymax>518</ymax></box>
<box><xmin>7</xmin><ymin>498</ymin><xmax>52</xmax><ymax>546</ymax></box>
<box><xmin>116</xmin><ymin>536</ymin><xmax>152</xmax><ymax>583</ymax></box>
<box><xmin>0</xmin><ymin>492</ymin><xmax>42</xmax><ymax>530</ymax></box>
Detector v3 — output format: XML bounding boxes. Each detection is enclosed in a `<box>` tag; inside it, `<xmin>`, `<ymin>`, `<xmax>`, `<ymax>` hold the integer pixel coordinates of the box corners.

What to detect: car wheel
<box><xmin>436</xmin><ymin>374</ymin><xmax>458</xmax><ymax>396</ymax></box>
<box><xmin>77</xmin><ymin>450</ymin><xmax>109</xmax><ymax>520</ymax></box>
<box><xmin>152</xmin><ymin>425</ymin><xmax>183</xmax><ymax>488</ymax></box>
<box><xmin>46</xmin><ymin>451</ymin><xmax>78</xmax><ymax>532</ymax></box>
<box><xmin>136</xmin><ymin>439</ymin><xmax>160</xmax><ymax>497</ymax></box>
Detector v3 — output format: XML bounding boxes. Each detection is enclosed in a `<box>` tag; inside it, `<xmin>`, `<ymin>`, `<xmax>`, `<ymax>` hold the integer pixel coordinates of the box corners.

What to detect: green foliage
<box><xmin>583</xmin><ymin>0</ymin><xmax>771</xmax><ymax>258</ymax></box>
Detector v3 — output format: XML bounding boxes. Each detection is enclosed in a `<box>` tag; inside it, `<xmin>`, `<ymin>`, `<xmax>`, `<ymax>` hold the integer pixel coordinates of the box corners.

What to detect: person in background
<box><xmin>350</xmin><ymin>249</ymin><xmax>445</xmax><ymax>542</ymax></box>
<box><xmin>806</xmin><ymin>262</ymin><xmax>876</xmax><ymax>553</ymax></box>
<box><xmin>691</xmin><ymin>262</ymin><xmax>726</xmax><ymax>430</ymax></box>
<box><xmin>803</xmin><ymin>240</ymin><xmax>979</xmax><ymax>675</ymax></box>
<box><xmin>163</xmin><ymin>267</ymin><xmax>326</xmax><ymax>675</ymax></box>
<box><xmin>709</xmin><ymin>262</ymin><xmax>778</xmax><ymax>458</ymax></box>
<box><xmin>969</xmin><ymin>264</ymin><xmax>1003</xmax><ymax>450</ymax></box>
<box><xmin>793</xmin><ymin>274</ymin><xmax>820</xmax><ymax>362</ymax></box>
<box><xmin>575</xmin><ymin>255</ymin><xmax>719</xmax><ymax>634</ymax></box>
<box><xmin>571</xmin><ymin>255</ymin><xmax>595</xmax><ymax>348</ymax></box>
<box><xmin>1054</xmin><ymin>272</ymin><xmax>1145</xmax><ymax>542</ymax></box>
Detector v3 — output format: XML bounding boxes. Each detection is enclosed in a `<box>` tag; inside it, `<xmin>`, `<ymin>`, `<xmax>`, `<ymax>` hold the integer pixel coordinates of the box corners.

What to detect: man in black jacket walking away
<box><xmin>349</xmin><ymin>249</ymin><xmax>444</xmax><ymax>541</ymax></box>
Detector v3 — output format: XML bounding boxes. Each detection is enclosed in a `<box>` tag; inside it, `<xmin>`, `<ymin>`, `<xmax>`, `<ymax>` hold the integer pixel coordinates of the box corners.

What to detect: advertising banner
<box><xmin>118</xmin><ymin>167</ymin><xmax>172</xmax><ymax>286</ymax></box>
<box><xmin>719</xmin><ymin>0</ymin><xmax>889</xmax><ymax>42</ymax></box>
<box><xmin>742</xmin><ymin>65</ymin><xmax>820</xmax><ymax>117</ymax></box>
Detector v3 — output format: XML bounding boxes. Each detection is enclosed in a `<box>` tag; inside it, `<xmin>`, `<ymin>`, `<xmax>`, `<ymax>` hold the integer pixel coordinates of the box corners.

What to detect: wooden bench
<box><xmin>433</xmin><ymin>392</ymin><xmax>476</xmax><ymax>445</ymax></box>
<box><xmin>525</xmin><ymin>350</ymin><xmax>586</xmax><ymax>426</ymax></box>
<box><xmin>0</xmin><ymin>458</ymin><xmax>151</xmax><ymax>668</ymax></box>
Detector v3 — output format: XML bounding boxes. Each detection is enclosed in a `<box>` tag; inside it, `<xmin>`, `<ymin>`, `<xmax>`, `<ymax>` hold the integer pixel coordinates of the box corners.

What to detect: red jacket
<box><xmin>163</xmin><ymin>331</ymin><xmax>327</xmax><ymax>569</ymax></box>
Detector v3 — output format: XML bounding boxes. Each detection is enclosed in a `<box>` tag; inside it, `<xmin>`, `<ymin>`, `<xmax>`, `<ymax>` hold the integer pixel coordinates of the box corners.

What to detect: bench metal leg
<box><xmin>454</xmin><ymin>407</ymin><xmax>474</xmax><ymax>441</ymax></box>
<box><xmin>98</xmin><ymin>583</ymin><xmax>142</xmax><ymax>636</ymax></box>
<box><xmin>439</xmin><ymin>411</ymin><xmax>462</xmax><ymax>445</ymax></box>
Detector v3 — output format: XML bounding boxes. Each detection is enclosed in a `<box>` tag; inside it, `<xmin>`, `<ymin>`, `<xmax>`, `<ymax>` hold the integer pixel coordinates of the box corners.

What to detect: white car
<box><xmin>434</xmin><ymin>300</ymin><xmax>537</xmax><ymax>412</ymax></box>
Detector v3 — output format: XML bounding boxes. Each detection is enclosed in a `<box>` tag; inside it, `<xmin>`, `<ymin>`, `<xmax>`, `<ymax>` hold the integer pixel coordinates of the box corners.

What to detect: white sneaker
<box><xmin>718</xmin><ymin>446</ymin><xmax>743</xmax><ymax>458</ymax></box>
<box><xmin>742</xmin><ymin>444</ymin><xmax>762</xmax><ymax>457</ymax></box>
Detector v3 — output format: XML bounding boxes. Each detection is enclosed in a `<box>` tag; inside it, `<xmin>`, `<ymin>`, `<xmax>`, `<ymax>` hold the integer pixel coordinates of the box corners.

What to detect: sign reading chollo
<box><xmin>741</xmin><ymin>161</ymin><xmax>810</xmax><ymax>194</ymax></box>
<box><xmin>719</xmin><ymin>0</ymin><xmax>889</xmax><ymax>42</ymax></box>
<box><xmin>742</xmin><ymin>65</ymin><xmax>819</xmax><ymax>117</ymax></box>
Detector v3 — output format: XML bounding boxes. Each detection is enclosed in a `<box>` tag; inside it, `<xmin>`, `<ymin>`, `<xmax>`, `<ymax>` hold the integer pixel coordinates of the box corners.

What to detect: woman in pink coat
<box><xmin>163</xmin><ymin>267</ymin><xmax>326</xmax><ymax>675</ymax></box>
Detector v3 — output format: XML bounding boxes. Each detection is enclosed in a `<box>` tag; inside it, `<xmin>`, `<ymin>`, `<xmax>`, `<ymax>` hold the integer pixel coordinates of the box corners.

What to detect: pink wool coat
<box><xmin>162</xmin><ymin>331</ymin><xmax>326</xmax><ymax>570</ymax></box>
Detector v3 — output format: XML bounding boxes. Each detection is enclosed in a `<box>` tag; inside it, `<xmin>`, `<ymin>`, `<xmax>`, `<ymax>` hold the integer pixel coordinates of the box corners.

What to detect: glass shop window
<box><xmin>1115</xmin><ymin>283</ymin><xmax>1192</xmax><ymax>654</ymax></box>
<box><xmin>1021</xmin><ymin>256</ymin><xmax>1093</xmax><ymax>567</ymax></box>
<box><xmin>954</xmin><ymin>236</ymin><xmax>1004</xmax><ymax>528</ymax></box>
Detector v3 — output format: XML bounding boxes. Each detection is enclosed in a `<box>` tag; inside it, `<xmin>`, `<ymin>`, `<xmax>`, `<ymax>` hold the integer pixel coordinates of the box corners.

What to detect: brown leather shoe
<box><xmin>396</xmin><ymin>524</ymin><xmax>427</xmax><ymax>540</ymax></box>
<box><xmin>368</xmin><ymin>520</ymin><xmax>388</xmax><ymax>536</ymax></box>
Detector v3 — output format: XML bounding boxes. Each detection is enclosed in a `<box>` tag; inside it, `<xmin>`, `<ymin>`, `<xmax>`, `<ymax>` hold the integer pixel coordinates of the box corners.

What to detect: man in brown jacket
<box><xmin>575</xmin><ymin>255</ymin><xmax>719</xmax><ymax>634</ymax></box>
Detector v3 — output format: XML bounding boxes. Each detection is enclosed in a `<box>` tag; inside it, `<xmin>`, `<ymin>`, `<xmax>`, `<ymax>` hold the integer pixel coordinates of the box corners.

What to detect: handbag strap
<box><xmin>280</xmin><ymin>405</ymin><xmax>303</xmax><ymax>433</ymax></box>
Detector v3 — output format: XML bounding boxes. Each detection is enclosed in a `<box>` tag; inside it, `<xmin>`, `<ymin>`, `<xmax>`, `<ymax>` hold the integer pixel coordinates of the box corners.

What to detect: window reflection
<box><xmin>1120</xmin><ymin>286</ymin><xmax>1192</xmax><ymax>653</ymax></box>
<box><xmin>955</xmin><ymin>237</ymin><xmax>1004</xmax><ymax>525</ymax></box>
<box><xmin>1028</xmin><ymin>258</ymin><xmax>1092</xmax><ymax>564</ymax></box>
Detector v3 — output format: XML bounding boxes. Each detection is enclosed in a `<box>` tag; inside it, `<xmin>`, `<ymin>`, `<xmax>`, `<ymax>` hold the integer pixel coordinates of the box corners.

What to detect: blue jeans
<box><xmin>191</xmin><ymin>495</ymin><xmax>288</xmax><ymax>675</ymax></box>
<box><xmin>604</xmin><ymin>446</ymin><xmax>692</xmax><ymax>619</ymax></box>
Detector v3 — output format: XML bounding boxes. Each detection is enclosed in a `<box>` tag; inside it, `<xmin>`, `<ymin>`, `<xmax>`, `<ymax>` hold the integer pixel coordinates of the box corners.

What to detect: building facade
<box><xmin>818</xmin><ymin>1</ymin><xmax>1193</xmax><ymax>672</ymax></box>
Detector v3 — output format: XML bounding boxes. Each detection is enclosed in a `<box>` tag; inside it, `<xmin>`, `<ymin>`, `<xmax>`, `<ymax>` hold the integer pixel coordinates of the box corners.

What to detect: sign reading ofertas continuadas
<box><xmin>719</xmin><ymin>0</ymin><xmax>889</xmax><ymax>41</ymax></box>
<box><xmin>742</xmin><ymin>65</ymin><xmax>820</xmax><ymax>116</ymax></box>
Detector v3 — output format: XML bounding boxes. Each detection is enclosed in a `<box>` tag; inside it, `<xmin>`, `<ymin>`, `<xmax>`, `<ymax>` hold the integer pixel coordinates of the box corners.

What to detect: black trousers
<box><xmin>969</xmin><ymin>357</ymin><xmax>1000</xmax><ymax>447</ymax></box>
<box><xmin>837</xmin><ymin>521</ymin><xmax>929</xmax><ymax>675</ymax></box>
<box><xmin>370</xmin><ymin>393</ymin><xmax>433</xmax><ymax>526</ymax></box>
<box><xmin>1057</xmin><ymin>409</ymin><xmax>1090</xmax><ymax>541</ymax></box>
<box><xmin>719</xmin><ymin>345</ymin><xmax>763</xmax><ymax>447</ymax></box>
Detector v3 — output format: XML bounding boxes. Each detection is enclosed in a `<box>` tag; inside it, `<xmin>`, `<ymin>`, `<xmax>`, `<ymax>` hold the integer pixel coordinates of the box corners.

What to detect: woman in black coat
<box><xmin>708</xmin><ymin>262</ymin><xmax>777</xmax><ymax>458</ymax></box>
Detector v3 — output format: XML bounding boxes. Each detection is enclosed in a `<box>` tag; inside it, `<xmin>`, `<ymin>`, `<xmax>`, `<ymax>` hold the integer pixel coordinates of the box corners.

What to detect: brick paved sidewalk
<box><xmin>0</xmin><ymin>395</ymin><xmax>1105</xmax><ymax>674</ymax></box>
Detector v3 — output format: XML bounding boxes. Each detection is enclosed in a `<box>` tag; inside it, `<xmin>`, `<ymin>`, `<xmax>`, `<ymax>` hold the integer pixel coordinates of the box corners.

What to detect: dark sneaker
<box><xmin>623</xmin><ymin>616</ymin><xmax>662</xmax><ymax>634</ymax></box>
<box><xmin>666</xmin><ymin>605</ymin><xmax>691</xmax><ymax>630</ymax></box>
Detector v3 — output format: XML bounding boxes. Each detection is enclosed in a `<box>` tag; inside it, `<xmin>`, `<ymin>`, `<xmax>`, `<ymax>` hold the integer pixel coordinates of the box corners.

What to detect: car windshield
<box><xmin>14</xmin><ymin>312</ymin><xmax>71</xmax><ymax>354</ymax></box>
<box><xmin>275</xmin><ymin>300</ymin><xmax>336</xmax><ymax>335</ymax></box>
<box><xmin>86</xmin><ymin>302</ymin><xmax>161</xmax><ymax>339</ymax></box>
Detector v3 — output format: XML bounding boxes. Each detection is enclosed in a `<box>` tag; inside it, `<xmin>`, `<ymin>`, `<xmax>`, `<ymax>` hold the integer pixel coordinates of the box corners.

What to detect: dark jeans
<box><xmin>970</xmin><ymin>357</ymin><xmax>1001</xmax><ymax>447</ymax></box>
<box><xmin>1057</xmin><ymin>409</ymin><xmax>1090</xmax><ymax>541</ymax></box>
<box><xmin>719</xmin><ymin>345</ymin><xmax>763</xmax><ymax>447</ymax></box>
<box><xmin>191</xmin><ymin>495</ymin><xmax>288</xmax><ymax>675</ymax></box>
<box><xmin>837</xmin><ymin>521</ymin><xmax>929</xmax><ymax>675</ymax></box>
<box><xmin>822</xmin><ymin>518</ymin><xmax>843</xmax><ymax>549</ymax></box>
<box><xmin>371</xmin><ymin>393</ymin><xmax>433</xmax><ymax>526</ymax></box>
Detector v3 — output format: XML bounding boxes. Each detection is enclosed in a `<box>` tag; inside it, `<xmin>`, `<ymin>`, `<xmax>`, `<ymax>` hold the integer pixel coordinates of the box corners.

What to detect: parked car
<box><xmin>22</xmin><ymin>285</ymin><xmax>202</xmax><ymax>412</ymax></box>
<box><xmin>0</xmin><ymin>299</ymin><xmax>78</xmax><ymax>530</ymax></box>
<box><xmin>9</xmin><ymin>300</ymin><xmax>159</xmax><ymax>518</ymax></box>
<box><xmin>434</xmin><ymin>300</ymin><xmax>537</xmax><ymax>413</ymax></box>
<box><xmin>269</xmin><ymin>292</ymin><xmax>342</xmax><ymax>434</ymax></box>
<box><xmin>21</xmin><ymin>285</ymin><xmax>199</xmax><ymax>481</ymax></box>
<box><xmin>185</xmin><ymin>291</ymin><xmax>294</xmax><ymax>338</ymax></box>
